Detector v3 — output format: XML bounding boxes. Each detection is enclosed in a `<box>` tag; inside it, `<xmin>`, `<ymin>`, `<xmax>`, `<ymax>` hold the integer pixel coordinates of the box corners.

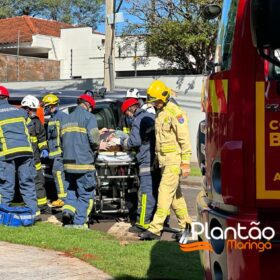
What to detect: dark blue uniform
<box><xmin>47</xmin><ymin>110</ymin><xmax>68</xmax><ymax>200</ymax></box>
<box><xmin>61</xmin><ymin>106</ymin><xmax>100</xmax><ymax>225</ymax></box>
<box><xmin>0</xmin><ymin>99</ymin><xmax>37</xmax><ymax>214</ymax></box>
<box><xmin>121</xmin><ymin>109</ymin><xmax>159</xmax><ymax>229</ymax></box>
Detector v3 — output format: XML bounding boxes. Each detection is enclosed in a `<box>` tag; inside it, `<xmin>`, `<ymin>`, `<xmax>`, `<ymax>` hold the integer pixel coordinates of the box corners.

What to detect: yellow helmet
<box><xmin>147</xmin><ymin>80</ymin><xmax>171</xmax><ymax>103</ymax></box>
<box><xmin>42</xmin><ymin>93</ymin><xmax>59</xmax><ymax>106</ymax></box>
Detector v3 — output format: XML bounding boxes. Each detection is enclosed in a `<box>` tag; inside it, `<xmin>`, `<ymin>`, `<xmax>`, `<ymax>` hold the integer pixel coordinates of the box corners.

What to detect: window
<box><xmin>215</xmin><ymin>0</ymin><xmax>239</xmax><ymax>71</ymax></box>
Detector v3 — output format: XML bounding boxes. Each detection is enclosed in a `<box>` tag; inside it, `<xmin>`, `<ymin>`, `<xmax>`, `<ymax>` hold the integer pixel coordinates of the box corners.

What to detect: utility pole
<box><xmin>17</xmin><ymin>30</ymin><xmax>20</xmax><ymax>81</ymax></box>
<box><xmin>104</xmin><ymin>0</ymin><xmax>116</xmax><ymax>91</ymax></box>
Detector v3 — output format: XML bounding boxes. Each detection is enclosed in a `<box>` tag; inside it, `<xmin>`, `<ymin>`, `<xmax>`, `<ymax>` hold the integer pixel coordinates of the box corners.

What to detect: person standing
<box><xmin>61</xmin><ymin>94</ymin><xmax>107</xmax><ymax>228</ymax></box>
<box><xmin>111</xmin><ymin>98</ymin><xmax>159</xmax><ymax>233</ymax></box>
<box><xmin>0</xmin><ymin>87</ymin><xmax>38</xmax><ymax>216</ymax></box>
<box><xmin>21</xmin><ymin>95</ymin><xmax>51</xmax><ymax>215</ymax></box>
<box><xmin>119</xmin><ymin>88</ymin><xmax>156</xmax><ymax>135</ymax></box>
<box><xmin>140</xmin><ymin>80</ymin><xmax>192</xmax><ymax>241</ymax></box>
<box><xmin>42</xmin><ymin>93</ymin><xmax>68</xmax><ymax>207</ymax></box>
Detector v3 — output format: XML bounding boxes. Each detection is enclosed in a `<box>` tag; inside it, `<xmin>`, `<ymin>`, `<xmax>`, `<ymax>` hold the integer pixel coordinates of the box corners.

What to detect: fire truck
<box><xmin>196</xmin><ymin>1</ymin><xmax>280</xmax><ymax>279</ymax></box>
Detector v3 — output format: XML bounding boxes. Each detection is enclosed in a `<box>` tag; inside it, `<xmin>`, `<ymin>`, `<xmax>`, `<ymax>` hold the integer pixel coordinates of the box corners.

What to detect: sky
<box><xmin>96</xmin><ymin>1</ymin><xmax>142</xmax><ymax>35</ymax></box>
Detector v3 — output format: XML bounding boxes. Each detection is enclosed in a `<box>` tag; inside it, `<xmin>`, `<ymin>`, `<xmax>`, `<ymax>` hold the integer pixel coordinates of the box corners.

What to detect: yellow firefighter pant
<box><xmin>148</xmin><ymin>164</ymin><xmax>192</xmax><ymax>235</ymax></box>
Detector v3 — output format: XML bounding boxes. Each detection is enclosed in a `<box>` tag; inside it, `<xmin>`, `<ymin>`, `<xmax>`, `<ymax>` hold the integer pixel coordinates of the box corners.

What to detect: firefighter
<box><xmin>42</xmin><ymin>93</ymin><xmax>68</xmax><ymax>207</ymax></box>
<box><xmin>139</xmin><ymin>80</ymin><xmax>192</xmax><ymax>241</ymax></box>
<box><xmin>61</xmin><ymin>94</ymin><xmax>108</xmax><ymax>228</ymax></box>
<box><xmin>21</xmin><ymin>95</ymin><xmax>51</xmax><ymax>215</ymax></box>
<box><xmin>126</xmin><ymin>88</ymin><xmax>156</xmax><ymax>114</ymax></box>
<box><xmin>119</xmin><ymin>89</ymin><xmax>155</xmax><ymax>134</ymax></box>
<box><xmin>111</xmin><ymin>98</ymin><xmax>159</xmax><ymax>233</ymax></box>
<box><xmin>0</xmin><ymin>87</ymin><xmax>38</xmax><ymax>216</ymax></box>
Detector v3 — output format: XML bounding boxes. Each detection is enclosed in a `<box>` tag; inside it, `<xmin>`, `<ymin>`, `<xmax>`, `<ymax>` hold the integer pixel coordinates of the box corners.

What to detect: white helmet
<box><xmin>126</xmin><ymin>88</ymin><xmax>140</xmax><ymax>99</ymax></box>
<box><xmin>21</xmin><ymin>95</ymin><xmax>40</xmax><ymax>109</ymax></box>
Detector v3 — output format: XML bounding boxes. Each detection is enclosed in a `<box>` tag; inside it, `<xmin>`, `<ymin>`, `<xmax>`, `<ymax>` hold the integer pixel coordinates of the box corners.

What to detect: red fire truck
<box><xmin>197</xmin><ymin>1</ymin><xmax>280</xmax><ymax>279</ymax></box>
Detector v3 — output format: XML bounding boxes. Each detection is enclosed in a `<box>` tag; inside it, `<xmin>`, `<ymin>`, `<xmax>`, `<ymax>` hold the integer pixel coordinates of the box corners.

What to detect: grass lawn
<box><xmin>0</xmin><ymin>222</ymin><xmax>203</xmax><ymax>279</ymax></box>
<box><xmin>190</xmin><ymin>167</ymin><xmax>202</xmax><ymax>177</ymax></box>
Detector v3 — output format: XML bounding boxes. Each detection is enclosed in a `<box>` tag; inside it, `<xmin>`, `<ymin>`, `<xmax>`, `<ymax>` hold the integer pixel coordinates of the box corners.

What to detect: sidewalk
<box><xmin>0</xmin><ymin>242</ymin><xmax>113</xmax><ymax>280</ymax></box>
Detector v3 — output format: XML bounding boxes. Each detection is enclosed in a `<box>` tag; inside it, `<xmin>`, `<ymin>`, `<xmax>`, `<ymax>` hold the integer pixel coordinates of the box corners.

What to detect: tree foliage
<box><xmin>0</xmin><ymin>0</ymin><xmax>104</xmax><ymax>28</ymax></box>
<box><xmin>125</xmin><ymin>0</ymin><xmax>222</xmax><ymax>74</ymax></box>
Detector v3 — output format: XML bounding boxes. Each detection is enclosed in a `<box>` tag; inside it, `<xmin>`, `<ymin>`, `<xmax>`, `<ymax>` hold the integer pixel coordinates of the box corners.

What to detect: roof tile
<box><xmin>0</xmin><ymin>16</ymin><xmax>73</xmax><ymax>45</ymax></box>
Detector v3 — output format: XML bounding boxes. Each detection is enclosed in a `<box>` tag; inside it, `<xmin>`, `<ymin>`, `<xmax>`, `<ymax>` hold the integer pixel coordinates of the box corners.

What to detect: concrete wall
<box><xmin>32</xmin><ymin>34</ymin><xmax>61</xmax><ymax>60</ymax></box>
<box><xmin>0</xmin><ymin>53</ymin><xmax>60</xmax><ymax>82</ymax></box>
<box><xmin>60</xmin><ymin>27</ymin><xmax>105</xmax><ymax>79</ymax></box>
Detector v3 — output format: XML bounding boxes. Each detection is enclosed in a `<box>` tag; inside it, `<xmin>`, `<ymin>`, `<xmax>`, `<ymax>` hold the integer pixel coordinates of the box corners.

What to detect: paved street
<box><xmin>89</xmin><ymin>176</ymin><xmax>203</xmax><ymax>241</ymax></box>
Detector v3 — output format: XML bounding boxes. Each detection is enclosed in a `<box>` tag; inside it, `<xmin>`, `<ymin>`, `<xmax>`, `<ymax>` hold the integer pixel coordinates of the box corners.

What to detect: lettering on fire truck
<box><xmin>268</xmin><ymin>120</ymin><xmax>280</xmax><ymax>181</ymax></box>
<box><xmin>269</xmin><ymin>120</ymin><xmax>280</xmax><ymax>146</ymax></box>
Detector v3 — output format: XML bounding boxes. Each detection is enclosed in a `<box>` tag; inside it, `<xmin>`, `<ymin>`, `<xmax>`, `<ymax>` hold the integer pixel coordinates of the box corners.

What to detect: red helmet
<box><xmin>78</xmin><ymin>94</ymin><xmax>96</xmax><ymax>109</ymax></box>
<box><xmin>0</xmin><ymin>86</ymin><xmax>10</xmax><ymax>97</ymax></box>
<box><xmin>121</xmin><ymin>98</ymin><xmax>139</xmax><ymax>113</ymax></box>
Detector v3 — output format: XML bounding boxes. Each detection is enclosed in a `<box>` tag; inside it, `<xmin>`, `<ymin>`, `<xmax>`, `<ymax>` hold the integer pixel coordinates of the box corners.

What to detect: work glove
<box><xmin>40</xmin><ymin>149</ymin><xmax>49</xmax><ymax>158</ymax></box>
<box><xmin>181</xmin><ymin>163</ymin><xmax>190</xmax><ymax>178</ymax></box>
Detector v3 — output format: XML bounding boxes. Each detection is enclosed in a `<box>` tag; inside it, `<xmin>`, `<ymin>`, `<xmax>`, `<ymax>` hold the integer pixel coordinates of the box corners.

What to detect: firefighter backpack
<box><xmin>0</xmin><ymin>204</ymin><xmax>35</xmax><ymax>227</ymax></box>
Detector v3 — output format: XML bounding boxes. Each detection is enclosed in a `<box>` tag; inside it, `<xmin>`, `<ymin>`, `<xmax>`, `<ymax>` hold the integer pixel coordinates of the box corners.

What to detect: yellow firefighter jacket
<box><xmin>155</xmin><ymin>101</ymin><xmax>192</xmax><ymax>167</ymax></box>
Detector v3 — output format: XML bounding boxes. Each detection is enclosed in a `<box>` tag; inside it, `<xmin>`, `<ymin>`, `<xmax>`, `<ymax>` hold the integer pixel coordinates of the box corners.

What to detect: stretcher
<box><xmin>93</xmin><ymin>151</ymin><xmax>139</xmax><ymax>216</ymax></box>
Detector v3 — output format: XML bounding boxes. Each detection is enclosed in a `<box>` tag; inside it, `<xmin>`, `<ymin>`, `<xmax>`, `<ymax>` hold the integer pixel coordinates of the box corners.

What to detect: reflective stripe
<box><xmin>58</xmin><ymin>193</ymin><xmax>67</xmax><ymax>198</ymax></box>
<box><xmin>0</xmin><ymin>126</ymin><xmax>7</xmax><ymax>151</ymax></box>
<box><xmin>63</xmin><ymin>204</ymin><xmax>76</xmax><ymax>214</ymax></box>
<box><xmin>61</xmin><ymin>126</ymin><xmax>86</xmax><ymax>135</ymax></box>
<box><xmin>160</xmin><ymin>145</ymin><xmax>176</xmax><ymax>153</ymax></box>
<box><xmin>155</xmin><ymin>208</ymin><xmax>169</xmax><ymax>218</ymax></box>
<box><xmin>48</xmin><ymin>121</ymin><xmax>62</xmax><ymax>157</ymax></box>
<box><xmin>139</xmin><ymin>166</ymin><xmax>154</xmax><ymax>174</ymax></box>
<box><xmin>87</xmin><ymin>198</ymin><xmax>94</xmax><ymax>217</ymax></box>
<box><xmin>35</xmin><ymin>162</ymin><xmax>42</xmax><ymax>170</ymax></box>
<box><xmin>49</xmin><ymin>149</ymin><xmax>62</xmax><ymax>157</ymax></box>
<box><xmin>15</xmin><ymin>214</ymin><xmax>35</xmax><ymax>220</ymax></box>
<box><xmin>182</xmin><ymin>154</ymin><xmax>191</xmax><ymax>161</ymax></box>
<box><xmin>36</xmin><ymin>210</ymin><xmax>41</xmax><ymax>216</ymax></box>
<box><xmin>56</xmin><ymin>171</ymin><xmax>65</xmax><ymax>198</ymax></box>
<box><xmin>139</xmin><ymin>193</ymin><xmax>147</xmax><ymax>228</ymax></box>
<box><xmin>123</xmin><ymin>127</ymin><xmax>130</xmax><ymax>134</ymax></box>
<box><xmin>30</xmin><ymin>136</ymin><xmax>38</xmax><ymax>143</ymax></box>
<box><xmin>11</xmin><ymin>202</ymin><xmax>25</xmax><ymax>206</ymax></box>
<box><xmin>175</xmin><ymin>208</ymin><xmax>189</xmax><ymax>218</ymax></box>
<box><xmin>0</xmin><ymin>117</ymin><xmax>31</xmax><ymax>156</ymax></box>
<box><xmin>64</xmin><ymin>164</ymin><xmax>95</xmax><ymax>171</ymax></box>
<box><xmin>38</xmin><ymin>140</ymin><xmax>47</xmax><ymax>149</ymax></box>
<box><xmin>0</xmin><ymin>117</ymin><xmax>26</xmax><ymax>126</ymax></box>
<box><xmin>0</xmin><ymin>146</ymin><xmax>33</xmax><ymax>156</ymax></box>
<box><xmin>37</xmin><ymin>197</ymin><xmax>47</xmax><ymax>206</ymax></box>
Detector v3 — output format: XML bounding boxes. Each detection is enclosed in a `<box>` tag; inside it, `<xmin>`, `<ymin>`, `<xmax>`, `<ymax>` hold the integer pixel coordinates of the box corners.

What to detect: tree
<box><xmin>0</xmin><ymin>0</ymin><xmax>104</xmax><ymax>29</ymax></box>
<box><xmin>125</xmin><ymin>0</ymin><xmax>222</xmax><ymax>74</ymax></box>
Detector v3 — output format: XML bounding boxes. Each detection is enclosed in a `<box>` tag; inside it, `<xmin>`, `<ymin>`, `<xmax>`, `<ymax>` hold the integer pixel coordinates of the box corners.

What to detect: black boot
<box><xmin>172</xmin><ymin>223</ymin><xmax>192</xmax><ymax>243</ymax></box>
<box><xmin>40</xmin><ymin>205</ymin><xmax>52</xmax><ymax>215</ymax></box>
<box><xmin>139</xmin><ymin>230</ymin><xmax>161</xmax><ymax>241</ymax></box>
<box><xmin>128</xmin><ymin>225</ymin><xmax>146</xmax><ymax>234</ymax></box>
<box><xmin>172</xmin><ymin>231</ymin><xmax>183</xmax><ymax>242</ymax></box>
<box><xmin>62</xmin><ymin>213</ymin><xmax>73</xmax><ymax>226</ymax></box>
